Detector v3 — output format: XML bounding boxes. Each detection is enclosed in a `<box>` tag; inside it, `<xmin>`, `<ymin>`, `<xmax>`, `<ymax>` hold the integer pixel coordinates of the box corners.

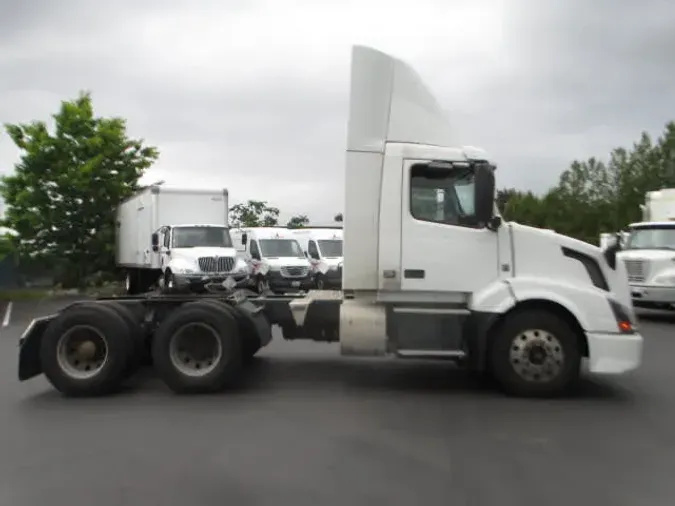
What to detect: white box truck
<box><xmin>116</xmin><ymin>186</ymin><xmax>249</xmax><ymax>294</ymax></box>
<box><xmin>18</xmin><ymin>45</ymin><xmax>643</xmax><ymax>399</ymax></box>
<box><xmin>292</xmin><ymin>227</ymin><xmax>343</xmax><ymax>289</ymax></box>
<box><xmin>617</xmin><ymin>189</ymin><xmax>675</xmax><ymax>310</ymax></box>
<box><xmin>230</xmin><ymin>227</ymin><xmax>313</xmax><ymax>294</ymax></box>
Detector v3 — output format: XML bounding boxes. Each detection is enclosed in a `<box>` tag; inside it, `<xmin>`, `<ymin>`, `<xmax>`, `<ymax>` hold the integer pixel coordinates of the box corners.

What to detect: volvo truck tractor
<box><xmin>17</xmin><ymin>45</ymin><xmax>643</xmax><ymax>399</ymax></box>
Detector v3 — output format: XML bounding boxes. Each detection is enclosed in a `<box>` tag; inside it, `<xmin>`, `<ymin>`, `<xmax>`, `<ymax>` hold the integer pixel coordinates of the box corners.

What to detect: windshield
<box><xmin>318</xmin><ymin>239</ymin><xmax>342</xmax><ymax>258</ymax></box>
<box><xmin>624</xmin><ymin>226</ymin><xmax>675</xmax><ymax>250</ymax></box>
<box><xmin>172</xmin><ymin>226</ymin><xmax>232</xmax><ymax>248</ymax></box>
<box><xmin>259</xmin><ymin>239</ymin><xmax>304</xmax><ymax>258</ymax></box>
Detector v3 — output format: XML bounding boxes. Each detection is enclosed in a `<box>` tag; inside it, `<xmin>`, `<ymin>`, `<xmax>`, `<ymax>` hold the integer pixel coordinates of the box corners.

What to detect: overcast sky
<box><xmin>1</xmin><ymin>0</ymin><xmax>674</xmax><ymax>223</ymax></box>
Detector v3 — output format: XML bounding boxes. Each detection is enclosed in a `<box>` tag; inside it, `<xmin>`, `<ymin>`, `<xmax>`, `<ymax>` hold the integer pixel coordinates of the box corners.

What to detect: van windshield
<box><xmin>173</xmin><ymin>226</ymin><xmax>232</xmax><ymax>248</ymax></box>
<box><xmin>259</xmin><ymin>239</ymin><xmax>305</xmax><ymax>258</ymax></box>
<box><xmin>318</xmin><ymin>239</ymin><xmax>343</xmax><ymax>258</ymax></box>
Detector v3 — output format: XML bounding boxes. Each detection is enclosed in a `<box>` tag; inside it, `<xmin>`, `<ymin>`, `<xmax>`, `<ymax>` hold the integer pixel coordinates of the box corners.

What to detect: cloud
<box><xmin>1</xmin><ymin>0</ymin><xmax>674</xmax><ymax>222</ymax></box>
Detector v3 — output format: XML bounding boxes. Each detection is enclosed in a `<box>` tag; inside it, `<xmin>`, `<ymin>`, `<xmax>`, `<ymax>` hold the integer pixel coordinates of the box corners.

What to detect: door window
<box><xmin>249</xmin><ymin>240</ymin><xmax>261</xmax><ymax>260</ymax></box>
<box><xmin>409</xmin><ymin>163</ymin><xmax>478</xmax><ymax>228</ymax></box>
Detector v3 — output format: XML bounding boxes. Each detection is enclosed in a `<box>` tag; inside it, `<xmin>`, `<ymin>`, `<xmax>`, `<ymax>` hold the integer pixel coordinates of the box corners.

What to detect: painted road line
<box><xmin>2</xmin><ymin>301</ymin><xmax>12</xmax><ymax>328</ymax></box>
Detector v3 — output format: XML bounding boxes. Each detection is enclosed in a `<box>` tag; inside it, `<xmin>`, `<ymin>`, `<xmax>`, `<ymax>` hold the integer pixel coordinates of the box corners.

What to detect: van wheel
<box><xmin>489</xmin><ymin>310</ymin><xmax>581</xmax><ymax>398</ymax></box>
<box><xmin>256</xmin><ymin>276</ymin><xmax>269</xmax><ymax>294</ymax></box>
<box><xmin>315</xmin><ymin>274</ymin><xmax>325</xmax><ymax>290</ymax></box>
<box><xmin>152</xmin><ymin>301</ymin><xmax>243</xmax><ymax>394</ymax></box>
<box><xmin>163</xmin><ymin>270</ymin><xmax>175</xmax><ymax>293</ymax></box>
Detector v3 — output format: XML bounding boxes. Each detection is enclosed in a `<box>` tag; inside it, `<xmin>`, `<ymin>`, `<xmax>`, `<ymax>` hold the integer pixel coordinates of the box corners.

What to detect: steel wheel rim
<box><xmin>509</xmin><ymin>328</ymin><xmax>565</xmax><ymax>382</ymax></box>
<box><xmin>169</xmin><ymin>322</ymin><xmax>222</xmax><ymax>377</ymax></box>
<box><xmin>316</xmin><ymin>277</ymin><xmax>324</xmax><ymax>290</ymax></box>
<box><xmin>56</xmin><ymin>325</ymin><xmax>109</xmax><ymax>379</ymax></box>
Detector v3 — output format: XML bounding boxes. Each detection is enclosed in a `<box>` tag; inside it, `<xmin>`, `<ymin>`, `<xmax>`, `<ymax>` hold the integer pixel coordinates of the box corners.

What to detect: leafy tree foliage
<box><xmin>0</xmin><ymin>92</ymin><xmax>158</xmax><ymax>287</ymax></box>
<box><xmin>286</xmin><ymin>214</ymin><xmax>309</xmax><ymax>228</ymax></box>
<box><xmin>503</xmin><ymin>121</ymin><xmax>675</xmax><ymax>245</ymax></box>
<box><xmin>229</xmin><ymin>200</ymin><xmax>279</xmax><ymax>227</ymax></box>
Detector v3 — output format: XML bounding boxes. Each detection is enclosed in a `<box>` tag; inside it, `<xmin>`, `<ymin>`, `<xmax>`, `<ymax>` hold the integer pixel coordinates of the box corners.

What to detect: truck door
<box><xmin>160</xmin><ymin>228</ymin><xmax>172</xmax><ymax>271</ymax></box>
<box><xmin>400</xmin><ymin>159</ymin><xmax>500</xmax><ymax>294</ymax></box>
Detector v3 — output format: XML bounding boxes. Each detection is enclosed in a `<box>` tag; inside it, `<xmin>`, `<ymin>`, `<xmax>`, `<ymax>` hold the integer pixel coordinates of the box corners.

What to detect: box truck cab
<box><xmin>618</xmin><ymin>221</ymin><xmax>675</xmax><ymax>309</ymax></box>
<box><xmin>231</xmin><ymin>227</ymin><xmax>313</xmax><ymax>294</ymax></box>
<box><xmin>152</xmin><ymin>223</ymin><xmax>248</xmax><ymax>292</ymax></box>
<box><xmin>292</xmin><ymin>227</ymin><xmax>344</xmax><ymax>289</ymax></box>
<box><xmin>117</xmin><ymin>186</ymin><xmax>248</xmax><ymax>294</ymax></box>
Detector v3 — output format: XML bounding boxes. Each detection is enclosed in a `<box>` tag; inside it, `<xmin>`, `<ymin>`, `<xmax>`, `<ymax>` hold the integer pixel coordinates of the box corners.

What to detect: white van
<box><xmin>230</xmin><ymin>227</ymin><xmax>313</xmax><ymax>293</ymax></box>
<box><xmin>292</xmin><ymin>227</ymin><xmax>343</xmax><ymax>289</ymax></box>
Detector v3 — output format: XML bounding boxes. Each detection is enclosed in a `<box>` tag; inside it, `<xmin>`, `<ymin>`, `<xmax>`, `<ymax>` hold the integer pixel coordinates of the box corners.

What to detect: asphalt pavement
<box><xmin>0</xmin><ymin>298</ymin><xmax>674</xmax><ymax>506</ymax></box>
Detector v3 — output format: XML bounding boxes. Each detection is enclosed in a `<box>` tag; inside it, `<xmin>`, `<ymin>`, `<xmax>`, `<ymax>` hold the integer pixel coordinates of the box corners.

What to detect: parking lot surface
<box><xmin>0</xmin><ymin>299</ymin><xmax>674</xmax><ymax>506</ymax></box>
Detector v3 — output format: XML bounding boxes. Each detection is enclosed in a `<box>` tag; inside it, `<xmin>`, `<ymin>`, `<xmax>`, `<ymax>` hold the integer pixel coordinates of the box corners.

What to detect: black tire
<box><xmin>315</xmin><ymin>274</ymin><xmax>325</xmax><ymax>290</ymax></box>
<box><xmin>39</xmin><ymin>303</ymin><xmax>134</xmax><ymax>397</ymax></box>
<box><xmin>200</xmin><ymin>299</ymin><xmax>261</xmax><ymax>362</ymax></box>
<box><xmin>103</xmin><ymin>302</ymin><xmax>146</xmax><ymax>376</ymax></box>
<box><xmin>125</xmin><ymin>271</ymin><xmax>136</xmax><ymax>295</ymax></box>
<box><xmin>163</xmin><ymin>270</ymin><xmax>175</xmax><ymax>293</ymax></box>
<box><xmin>489</xmin><ymin>310</ymin><xmax>581</xmax><ymax>398</ymax></box>
<box><xmin>256</xmin><ymin>276</ymin><xmax>267</xmax><ymax>295</ymax></box>
<box><xmin>152</xmin><ymin>300</ymin><xmax>243</xmax><ymax>394</ymax></box>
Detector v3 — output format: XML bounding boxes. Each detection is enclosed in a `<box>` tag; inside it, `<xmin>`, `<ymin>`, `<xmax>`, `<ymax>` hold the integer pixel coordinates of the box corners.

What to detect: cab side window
<box><xmin>163</xmin><ymin>228</ymin><xmax>171</xmax><ymax>248</ymax></box>
<box><xmin>249</xmin><ymin>240</ymin><xmax>261</xmax><ymax>260</ymax></box>
<box><xmin>308</xmin><ymin>240</ymin><xmax>320</xmax><ymax>260</ymax></box>
<box><xmin>409</xmin><ymin>163</ymin><xmax>478</xmax><ymax>228</ymax></box>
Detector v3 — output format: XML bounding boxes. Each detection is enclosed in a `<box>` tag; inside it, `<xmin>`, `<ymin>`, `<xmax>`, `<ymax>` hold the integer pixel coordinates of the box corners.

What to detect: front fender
<box><xmin>507</xmin><ymin>276</ymin><xmax>616</xmax><ymax>333</ymax></box>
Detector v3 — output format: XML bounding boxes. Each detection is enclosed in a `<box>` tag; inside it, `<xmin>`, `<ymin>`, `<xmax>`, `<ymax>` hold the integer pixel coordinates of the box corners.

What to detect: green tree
<box><xmin>0</xmin><ymin>91</ymin><xmax>158</xmax><ymax>288</ymax></box>
<box><xmin>286</xmin><ymin>214</ymin><xmax>309</xmax><ymax>228</ymax></box>
<box><xmin>229</xmin><ymin>200</ymin><xmax>279</xmax><ymax>227</ymax></box>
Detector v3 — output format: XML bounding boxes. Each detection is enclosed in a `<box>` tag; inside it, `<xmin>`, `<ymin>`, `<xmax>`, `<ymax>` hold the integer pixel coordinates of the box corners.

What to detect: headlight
<box><xmin>172</xmin><ymin>265</ymin><xmax>197</xmax><ymax>274</ymax></box>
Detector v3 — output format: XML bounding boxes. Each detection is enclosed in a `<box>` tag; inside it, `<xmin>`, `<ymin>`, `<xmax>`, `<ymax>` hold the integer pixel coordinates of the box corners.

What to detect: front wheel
<box><xmin>315</xmin><ymin>274</ymin><xmax>325</xmax><ymax>290</ymax></box>
<box><xmin>489</xmin><ymin>310</ymin><xmax>581</xmax><ymax>398</ymax></box>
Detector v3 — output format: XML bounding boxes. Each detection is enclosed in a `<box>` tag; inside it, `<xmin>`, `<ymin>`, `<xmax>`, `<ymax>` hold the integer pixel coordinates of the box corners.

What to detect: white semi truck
<box><xmin>117</xmin><ymin>186</ymin><xmax>249</xmax><ymax>294</ymax></box>
<box><xmin>618</xmin><ymin>189</ymin><xmax>675</xmax><ymax>310</ymax></box>
<box><xmin>18</xmin><ymin>45</ymin><xmax>642</xmax><ymax>399</ymax></box>
<box><xmin>292</xmin><ymin>227</ymin><xmax>344</xmax><ymax>289</ymax></box>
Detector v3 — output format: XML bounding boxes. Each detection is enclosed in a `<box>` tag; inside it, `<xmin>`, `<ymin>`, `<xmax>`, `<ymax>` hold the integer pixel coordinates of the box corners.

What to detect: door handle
<box><xmin>404</xmin><ymin>269</ymin><xmax>425</xmax><ymax>279</ymax></box>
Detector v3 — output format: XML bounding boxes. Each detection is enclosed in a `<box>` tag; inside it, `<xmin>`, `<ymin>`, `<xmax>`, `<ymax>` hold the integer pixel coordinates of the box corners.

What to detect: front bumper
<box><xmin>585</xmin><ymin>331</ymin><xmax>643</xmax><ymax>374</ymax></box>
<box><xmin>629</xmin><ymin>284</ymin><xmax>675</xmax><ymax>305</ymax></box>
<box><xmin>266</xmin><ymin>271</ymin><xmax>313</xmax><ymax>292</ymax></box>
<box><xmin>175</xmin><ymin>272</ymin><xmax>250</xmax><ymax>289</ymax></box>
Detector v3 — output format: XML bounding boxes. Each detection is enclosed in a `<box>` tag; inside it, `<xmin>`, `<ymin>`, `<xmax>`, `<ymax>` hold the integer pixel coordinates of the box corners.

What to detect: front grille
<box><xmin>198</xmin><ymin>256</ymin><xmax>235</xmax><ymax>273</ymax></box>
<box><xmin>280</xmin><ymin>266</ymin><xmax>309</xmax><ymax>278</ymax></box>
<box><xmin>623</xmin><ymin>259</ymin><xmax>648</xmax><ymax>283</ymax></box>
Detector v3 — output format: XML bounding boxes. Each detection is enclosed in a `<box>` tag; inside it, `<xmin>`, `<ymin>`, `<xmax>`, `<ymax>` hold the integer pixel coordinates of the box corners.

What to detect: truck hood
<box><xmin>618</xmin><ymin>248</ymin><xmax>675</xmax><ymax>261</ymax></box>
<box><xmin>264</xmin><ymin>257</ymin><xmax>311</xmax><ymax>268</ymax></box>
<box><xmin>171</xmin><ymin>247</ymin><xmax>237</xmax><ymax>262</ymax></box>
<box><xmin>509</xmin><ymin>222</ymin><xmax>632</xmax><ymax>311</ymax></box>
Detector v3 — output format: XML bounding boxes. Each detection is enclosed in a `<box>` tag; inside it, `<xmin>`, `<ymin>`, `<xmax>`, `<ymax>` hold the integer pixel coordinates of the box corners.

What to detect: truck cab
<box><xmin>292</xmin><ymin>227</ymin><xmax>343</xmax><ymax>289</ymax></box>
<box><xmin>231</xmin><ymin>227</ymin><xmax>313</xmax><ymax>294</ymax></box>
<box><xmin>152</xmin><ymin>224</ymin><xmax>249</xmax><ymax>291</ymax></box>
<box><xmin>618</xmin><ymin>221</ymin><xmax>675</xmax><ymax>309</ymax></box>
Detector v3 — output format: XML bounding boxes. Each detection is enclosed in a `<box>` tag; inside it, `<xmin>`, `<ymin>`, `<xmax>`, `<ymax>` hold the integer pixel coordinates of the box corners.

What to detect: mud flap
<box><xmin>18</xmin><ymin>315</ymin><xmax>58</xmax><ymax>381</ymax></box>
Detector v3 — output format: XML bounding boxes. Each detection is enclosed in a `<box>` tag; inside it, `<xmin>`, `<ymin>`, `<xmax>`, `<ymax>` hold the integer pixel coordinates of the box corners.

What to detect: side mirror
<box><xmin>151</xmin><ymin>233</ymin><xmax>159</xmax><ymax>247</ymax></box>
<box><xmin>152</xmin><ymin>245</ymin><xmax>159</xmax><ymax>252</ymax></box>
<box><xmin>241</xmin><ymin>233</ymin><xmax>247</xmax><ymax>245</ymax></box>
<box><xmin>304</xmin><ymin>251</ymin><xmax>308</xmax><ymax>258</ymax></box>
<box><xmin>473</xmin><ymin>163</ymin><xmax>496</xmax><ymax>228</ymax></box>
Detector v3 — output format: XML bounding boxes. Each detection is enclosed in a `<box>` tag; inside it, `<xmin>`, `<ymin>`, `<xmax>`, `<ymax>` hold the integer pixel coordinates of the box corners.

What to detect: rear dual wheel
<box><xmin>40</xmin><ymin>302</ymin><xmax>141</xmax><ymax>397</ymax></box>
<box><xmin>151</xmin><ymin>300</ymin><xmax>243</xmax><ymax>394</ymax></box>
